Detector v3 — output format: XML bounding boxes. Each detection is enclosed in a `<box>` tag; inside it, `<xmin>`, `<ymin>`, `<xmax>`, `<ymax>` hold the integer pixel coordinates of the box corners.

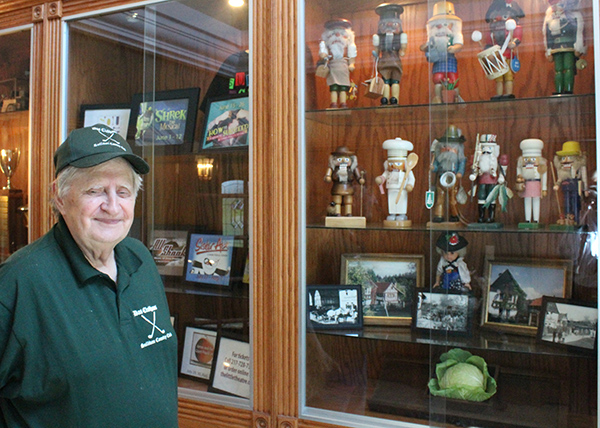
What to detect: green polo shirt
<box><xmin>0</xmin><ymin>218</ymin><xmax>178</xmax><ymax>427</ymax></box>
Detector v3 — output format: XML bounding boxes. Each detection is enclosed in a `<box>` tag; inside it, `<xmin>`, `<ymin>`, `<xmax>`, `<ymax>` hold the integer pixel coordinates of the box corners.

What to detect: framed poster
<box><xmin>208</xmin><ymin>333</ymin><xmax>251</xmax><ymax>398</ymax></box>
<box><xmin>482</xmin><ymin>258</ymin><xmax>573</xmax><ymax>335</ymax></box>
<box><xmin>148</xmin><ymin>229</ymin><xmax>187</xmax><ymax>276</ymax></box>
<box><xmin>184</xmin><ymin>233</ymin><xmax>234</xmax><ymax>286</ymax></box>
<box><xmin>80</xmin><ymin>103</ymin><xmax>131</xmax><ymax>140</ymax></box>
<box><xmin>180</xmin><ymin>326</ymin><xmax>218</xmax><ymax>382</ymax></box>
<box><xmin>412</xmin><ymin>290</ymin><xmax>474</xmax><ymax>336</ymax></box>
<box><xmin>340</xmin><ymin>253</ymin><xmax>424</xmax><ymax>326</ymax></box>
<box><xmin>307</xmin><ymin>284</ymin><xmax>363</xmax><ymax>330</ymax></box>
<box><xmin>130</xmin><ymin>87</ymin><xmax>200</xmax><ymax>152</ymax></box>
<box><xmin>201</xmin><ymin>96</ymin><xmax>249</xmax><ymax>150</ymax></box>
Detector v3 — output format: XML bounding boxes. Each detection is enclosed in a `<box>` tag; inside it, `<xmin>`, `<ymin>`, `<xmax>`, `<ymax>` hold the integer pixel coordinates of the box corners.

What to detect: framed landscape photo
<box><xmin>208</xmin><ymin>333</ymin><xmax>251</xmax><ymax>398</ymax></box>
<box><xmin>180</xmin><ymin>325</ymin><xmax>218</xmax><ymax>382</ymax></box>
<box><xmin>340</xmin><ymin>254</ymin><xmax>424</xmax><ymax>326</ymax></box>
<box><xmin>482</xmin><ymin>258</ymin><xmax>573</xmax><ymax>335</ymax></box>
<box><xmin>201</xmin><ymin>96</ymin><xmax>249</xmax><ymax>150</ymax></box>
<box><xmin>537</xmin><ymin>297</ymin><xmax>597</xmax><ymax>353</ymax></box>
<box><xmin>130</xmin><ymin>87</ymin><xmax>200</xmax><ymax>153</ymax></box>
<box><xmin>412</xmin><ymin>290</ymin><xmax>474</xmax><ymax>336</ymax></box>
<box><xmin>184</xmin><ymin>233</ymin><xmax>234</xmax><ymax>287</ymax></box>
<box><xmin>81</xmin><ymin>103</ymin><xmax>131</xmax><ymax>140</ymax></box>
<box><xmin>148</xmin><ymin>229</ymin><xmax>188</xmax><ymax>277</ymax></box>
<box><xmin>307</xmin><ymin>284</ymin><xmax>363</xmax><ymax>330</ymax></box>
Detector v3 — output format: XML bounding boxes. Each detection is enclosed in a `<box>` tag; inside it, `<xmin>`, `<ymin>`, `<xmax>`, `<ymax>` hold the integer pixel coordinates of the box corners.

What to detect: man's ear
<box><xmin>52</xmin><ymin>182</ymin><xmax>65</xmax><ymax>215</ymax></box>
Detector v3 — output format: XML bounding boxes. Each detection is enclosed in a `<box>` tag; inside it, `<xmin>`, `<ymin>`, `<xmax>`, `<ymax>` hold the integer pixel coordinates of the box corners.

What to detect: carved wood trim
<box><xmin>253</xmin><ymin>411</ymin><xmax>271</xmax><ymax>428</ymax></box>
<box><xmin>178</xmin><ymin>397</ymin><xmax>252</xmax><ymax>428</ymax></box>
<box><xmin>277</xmin><ymin>415</ymin><xmax>298</xmax><ymax>428</ymax></box>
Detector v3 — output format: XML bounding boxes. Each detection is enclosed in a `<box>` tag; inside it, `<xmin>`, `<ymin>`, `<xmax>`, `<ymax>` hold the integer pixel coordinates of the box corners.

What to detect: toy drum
<box><xmin>476</xmin><ymin>45</ymin><xmax>509</xmax><ymax>80</ymax></box>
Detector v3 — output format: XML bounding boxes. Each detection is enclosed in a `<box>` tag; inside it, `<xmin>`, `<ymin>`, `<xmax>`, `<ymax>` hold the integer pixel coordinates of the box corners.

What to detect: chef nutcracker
<box><xmin>318</xmin><ymin>19</ymin><xmax>357</xmax><ymax>108</ymax></box>
<box><xmin>375</xmin><ymin>138</ymin><xmax>417</xmax><ymax>227</ymax></box>
<box><xmin>468</xmin><ymin>134</ymin><xmax>509</xmax><ymax>225</ymax></box>
<box><xmin>542</xmin><ymin>0</ymin><xmax>586</xmax><ymax>95</ymax></box>
<box><xmin>552</xmin><ymin>141</ymin><xmax>588</xmax><ymax>226</ymax></box>
<box><xmin>372</xmin><ymin>3</ymin><xmax>407</xmax><ymax>105</ymax></box>
<box><xmin>433</xmin><ymin>232</ymin><xmax>472</xmax><ymax>292</ymax></box>
<box><xmin>420</xmin><ymin>1</ymin><xmax>464</xmax><ymax>104</ymax></box>
<box><xmin>324</xmin><ymin>146</ymin><xmax>365</xmax><ymax>217</ymax></box>
<box><xmin>516</xmin><ymin>139</ymin><xmax>548</xmax><ymax>227</ymax></box>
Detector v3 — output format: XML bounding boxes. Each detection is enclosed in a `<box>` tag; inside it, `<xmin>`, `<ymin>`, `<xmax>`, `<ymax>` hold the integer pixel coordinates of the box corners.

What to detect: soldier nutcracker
<box><xmin>375</xmin><ymin>138</ymin><xmax>417</xmax><ymax>227</ymax></box>
<box><xmin>317</xmin><ymin>19</ymin><xmax>357</xmax><ymax>108</ymax></box>
<box><xmin>372</xmin><ymin>3</ymin><xmax>407</xmax><ymax>106</ymax></box>
<box><xmin>552</xmin><ymin>140</ymin><xmax>588</xmax><ymax>226</ymax></box>
<box><xmin>516</xmin><ymin>139</ymin><xmax>548</xmax><ymax>227</ymax></box>
<box><xmin>324</xmin><ymin>146</ymin><xmax>365</xmax><ymax>217</ymax></box>
<box><xmin>433</xmin><ymin>232</ymin><xmax>472</xmax><ymax>292</ymax></box>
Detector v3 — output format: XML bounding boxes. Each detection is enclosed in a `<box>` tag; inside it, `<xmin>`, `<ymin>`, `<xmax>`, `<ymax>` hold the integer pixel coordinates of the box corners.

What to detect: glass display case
<box><xmin>300</xmin><ymin>0</ymin><xmax>598</xmax><ymax>427</ymax></box>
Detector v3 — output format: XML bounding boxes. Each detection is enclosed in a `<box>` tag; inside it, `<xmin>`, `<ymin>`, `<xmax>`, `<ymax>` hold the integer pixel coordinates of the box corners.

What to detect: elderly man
<box><xmin>0</xmin><ymin>124</ymin><xmax>178</xmax><ymax>427</ymax></box>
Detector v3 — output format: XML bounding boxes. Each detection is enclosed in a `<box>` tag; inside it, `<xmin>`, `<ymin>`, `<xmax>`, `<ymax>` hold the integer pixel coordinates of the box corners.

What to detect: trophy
<box><xmin>0</xmin><ymin>148</ymin><xmax>20</xmax><ymax>190</ymax></box>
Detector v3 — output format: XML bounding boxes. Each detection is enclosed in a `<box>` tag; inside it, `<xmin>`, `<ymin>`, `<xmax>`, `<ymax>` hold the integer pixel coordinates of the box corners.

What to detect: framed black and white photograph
<box><xmin>201</xmin><ymin>96</ymin><xmax>249</xmax><ymax>150</ymax></box>
<box><xmin>307</xmin><ymin>284</ymin><xmax>363</xmax><ymax>330</ymax></box>
<box><xmin>148</xmin><ymin>229</ymin><xmax>187</xmax><ymax>277</ymax></box>
<box><xmin>208</xmin><ymin>333</ymin><xmax>251</xmax><ymax>398</ymax></box>
<box><xmin>341</xmin><ymin>253</ymin><xmax>424</xmax><ymax>326</ymax></box>
<box><xmin>180</xmin><ymin>326</ymin><xmax>218</xmax><ymax>382</ymax></box>
<box><xmin>482</xmin><ymin>258</ymin><xmax>573</xmax><ymax>335</ymax></box>
<box><xmin>80</xmin><ymin>103</ymin><xmax>131</xmax><ymax>140</ymax></box>
<box><xmin>538</xmin><ymin>297</ymin><xmax>597</xmax><ymax>353</ymax></box>
<box><xmin>412</xmin><ymin>290</ymin><xmax>473</xmax><ymax>336</ymax></box>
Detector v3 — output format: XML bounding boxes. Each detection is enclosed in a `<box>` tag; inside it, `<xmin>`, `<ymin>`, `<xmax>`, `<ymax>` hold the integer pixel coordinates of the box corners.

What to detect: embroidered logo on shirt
<box><xmin>132</xmin><ymin>305</ymin><xmax>173</xmax><ymax>349</ymax></box>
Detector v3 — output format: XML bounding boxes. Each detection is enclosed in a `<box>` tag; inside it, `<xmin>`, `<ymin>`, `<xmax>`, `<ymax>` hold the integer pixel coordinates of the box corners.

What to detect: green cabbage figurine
<box><xmin>428</xmin><ymin>348</ymin><xmax>497</xmax><ymax>402</ymax></box>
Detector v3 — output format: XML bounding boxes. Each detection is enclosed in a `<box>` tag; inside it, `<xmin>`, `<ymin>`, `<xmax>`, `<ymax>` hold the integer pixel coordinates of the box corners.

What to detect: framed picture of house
<box><xmin>412</xmin><ymin>289</ymin><xmax>474</xmax><ymax>336</ymax></box>
<box><xmin>306</xmin><ymin>284</ymin><xmax>363</xmax><ymax>330</ymax></box>
<box><xmin>482</xmin><ymin>258</ymin><xmax>573</xmax><ymax>336</ymax></box>
<box><xmin>340</xmin><ymin>254</ymin><xmax>424</xmax><ymax>326</ymax></box>
<box><xmin>537</xmin><ymin>297</ymin><xmax>597</xmax><ymax>353</ymax></box>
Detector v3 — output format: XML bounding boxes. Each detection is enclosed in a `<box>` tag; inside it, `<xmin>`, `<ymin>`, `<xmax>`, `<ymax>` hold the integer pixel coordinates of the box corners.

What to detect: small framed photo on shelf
<box><xmin>208</xmin><ymin>333</ymin><xmax>251</xmax><ymax>398</ymax></box>
<box><xmin>201</xmin><ymin>96</ymin><xmax>249</xmax><ymax>150</ymax></box>
<box><xmin>184</xmin><ymin>233</ymin><xmax>234</xmax><ymax>287</ymax></box>
<box><xmin>340</xmin><ymin>253</ymin><xmax>424</xmax><ymax>326</ymax></box>
<box><xmin>306</xmin><ymin>284</ymin><xmax>363</xmax><ymax>330</ymax></box>
<box><xmin>537</xmin><ymin>297</ymin><xmax>597</xmax><ymax>353</ymax></box>
<box><xmin>180</xmin><ymin>325</ymin><xmax>218</xmax><ymax>382</ymax></box>
<box><xmin>80</xmin><ymin>103</ymin><xmax>131</xmax><ymax>140</ymax></box>
<box><xmin>130</xmin><ymin>87</ymin><xmax>201</xmax><ymax>153</ymax></box>
<box><xmin>148</xmin><ymin>229</ymin><xmax>188</xmax><ymax>277</ymax></box>
<box><xmin>482</xmin><ymin>258</ymin><xmax>573</xmax><ymax>336</ymax></box>
<box><xmin>412</xmin><ymin>290</ymin><xmax>474</xmax><ymax>336</ymax></box>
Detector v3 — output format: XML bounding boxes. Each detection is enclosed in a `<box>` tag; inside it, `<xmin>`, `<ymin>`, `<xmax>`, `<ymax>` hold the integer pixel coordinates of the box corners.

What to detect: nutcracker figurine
<box><xmin>515</xmin><ymin>139</ymin><xmax>548</xmax><ymax>228</ymax></box>
<box><xmin>375</xmin><ymin>137</ymin><xmax>417</xmax><ymax>228</ymax></box>
<box><xmin>542</xmin><ymin>0</ymin><xmax>586</xmax><ymax>95</ymax></box>
<box><xmin>433</xmin><ymin>231</ymin><xmax>472</xmax><ymax>292</ymax></box>
<box><xmin>372</xmin><ymin>3</ymin><xmax>407</xmax><ymax>105</ymax></box>
<box><xmin>551</xmin><ymin>140</ymin><xmax>588</xmax><ymax>227</ymax></box>
<box><xmin>317</xmin><ymin>19</ymin><xmax>357</xmax><ymax>108</ymax></box>
<box><xmin>420</xmin><ymin>1</ymin><xmax>464</xmax><ymax>104</ymax></box>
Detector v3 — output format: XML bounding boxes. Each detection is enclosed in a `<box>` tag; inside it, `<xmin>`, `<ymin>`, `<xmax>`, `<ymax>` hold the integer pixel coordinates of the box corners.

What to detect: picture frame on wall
<box><xmin>130</xmin><ymin>87</ymin><xmax>201</xmax><ymax>153</ymax></box>
<box><xmin>183</xmin><ymin>233</ymin><xmax>235</xmax><ymax>287</ymax></box>
<box><xmin>180</xmin><ymin>325</ymin><xmax>218</xmax><ymax>382</ymax></box>
<box><xmin>340</xmin><ymin>253</ymin><xmax>424</xmax><ymax>326</ymax></box>
<box><xmin>80</xmin><ymin>103</ymin><xmax>131</xmax><ymax>140</ymax></box>
<box><xmin>412</xmin><ymin>289</ymin><xmax>474</xmax><ymax>337</ymax></box>
<box><xmin>306</xmin><ymin>284</ymin><xmax>363</xmax><ymax>330</ymax></box>
<box><xmin>208</xmin><ymin>332</ymin><xmax>251</xmax><ymax>398</ymax></box>
<box><xmin>537</xmin><ymin>297</ymin><xmax>597</xmax><ymax>353</ymax></box>
<box><xmin>482</xmin><ymin>258</ymin><xmax>573</xmax><ymax>336</ymax></box>
<box><xmin>148</xmin><ymin>229</ymin><xmax>188</xmax><ymax>277</ymax></box>
<box><xmin>201</xmin><ymin>95</ymin><xmax>249</xmax><ymax>150</ymax></box>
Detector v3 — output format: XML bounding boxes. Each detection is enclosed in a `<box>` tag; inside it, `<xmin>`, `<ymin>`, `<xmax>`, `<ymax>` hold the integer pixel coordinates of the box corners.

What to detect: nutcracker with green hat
<box><xmin>551</xmin><ymin>140</ymin><xmax>588</xmax><ymax>227</ymax></box>
<box><xmin>433</xmin><ymin>231</ymin><xmax>471</xmax><ymax>292</ymax></box>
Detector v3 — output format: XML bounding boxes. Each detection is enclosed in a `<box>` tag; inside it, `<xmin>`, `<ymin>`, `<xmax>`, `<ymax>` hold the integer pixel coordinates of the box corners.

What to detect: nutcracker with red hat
<box><xmin>375</xmin><ymin>137</ymin><xmax>418</xmax><ymax>228</ymax></box>
<box><xmin>433</xmin><ymin>231</ymin><xmax>471</xmax><ymax>292</ymax></box>
<box><xmin>515</xmin><ymin>138</ymin><xmax>548</xmax><ymax>228</ymax></box>
<box><xmin>551</xmin><ymin>140</ymin><xmax>588</xmax><ymax>227</ymax></box>
<box><xmin>317</xmin><ymin>19</ymin><xmax>357</xmax><ymax>108</ymax></box>
<box><xmin>372</xmin><ymin>3</ymin><xmax>407</xmax><ymax>106</ymax></box>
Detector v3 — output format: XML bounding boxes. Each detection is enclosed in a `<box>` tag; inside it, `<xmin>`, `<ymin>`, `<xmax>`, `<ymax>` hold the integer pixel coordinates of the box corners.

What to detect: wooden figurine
<box><xmin>375</xmin><ymin>137</ymin><xmax>418</xmax><ymax>228</ymax></box>
<box><xmin>317</xmin><ymin>19</ymin><xmax>357</xmax><ymax>108</ymax></box>
<box><xmin>420</xmin><ymin>1</ymin><xmax>464</xmax><ymax>104</ymax></box>
<box><xmin>372</xmin><ymin>3</ymin><xmax>407</xmax><ymax>106</ymax></box>
<box><xmin>515</xmin><ymin>138</ymin><xmax>547</xmax><ymax>228</ymax></box>
<box><xmin>551</xmin><ymin>140</ymin><xmax>588</xmax><ymax>227</ymax></box>
<box><xmin>433</xmin><ymin>231</ymin><xmax>472</xmax><ymax>292</ymax></box>
<box><xmin>542</xmin><ymin>0</ymin><xmax>586</xmax><ymax>95</ymax></box>
<box><xmin>468</xmin><ymin>134</ymin><xmax>510</xmax><ymax>228</ymax></box>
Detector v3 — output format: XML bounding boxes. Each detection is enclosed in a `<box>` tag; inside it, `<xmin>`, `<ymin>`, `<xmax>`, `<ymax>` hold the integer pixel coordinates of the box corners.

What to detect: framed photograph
<box><xmin>184</xmin><ymin>233</ymin><xmax>234</xmax><ymax>287</ymax></box>
<box><xmin>482</xmin><ymin>258</ymin><xmax>573</xmax><ymax>335</ymax></box>
<box><xmin>412</xmin><ymin>290</ymin><xmax>474</xmax><ymax>336</ymax></box>
<box><xmin>148</xmin><ymin>229</ymin><xmax>187</xmax><ymax>276</ymax></box>
<box><xmin>307</xmin><ymin>284</ymin><xmax>363</xmax><ymax>330</ymax></box>
<box><xmin>201</xmin><ymin>96</ymin><xmax>249</xmax><ymax>150</ymax></box>
<box><xmin>340</xmin><ymin>254</ymin><xmax>424</xmax><ymax>326</ymax></box>
<box><xmin>130</xmin><ymin>87</ymin><xmax>201</xmax><ymax>152</ymax></box>
<box><xmin>180</xmin><ymin>326</ymin><xmax>218</xmax><ymax>382</ymax></box>
<box><xmin>537</xmin><ymin>297</ymin><xmax>597</xmax><ymax>353</ymax></box>
<box><xmin>80</xmin><ymin>103</ymin><xmax>131</xmax><ymax>140</ymax></box>
<box><xmin>208</xmin><ymin>333</ymin><xmax>251</xmax><ymax>398</ymax></box>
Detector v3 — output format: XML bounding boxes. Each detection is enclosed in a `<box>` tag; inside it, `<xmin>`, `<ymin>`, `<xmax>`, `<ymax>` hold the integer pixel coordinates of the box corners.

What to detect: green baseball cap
<box><xmin>54</xmin><ymin>124</ymin><xmax>150</xmax><ymax>177</ymax></box>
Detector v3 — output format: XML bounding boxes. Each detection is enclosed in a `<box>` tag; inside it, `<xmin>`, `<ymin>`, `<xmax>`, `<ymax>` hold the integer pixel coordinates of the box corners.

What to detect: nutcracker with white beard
<box><xmin>515</xmin><ymin>139</ymin><xmax>548</xmax><ymax>227</ymax></box>
<box><xmin>324</xmin><ymin>146</ymin><xmax>365</xmax><ymax>217</ymax></box>
<box><xmin>318</xmin><ymin>19</ymin><xmax>357</xmax><ymax>108</ymax></box>
<box><xmin>420</xmin><ymin>1</ymin><xmax>464</xmax><ymax>103</ymax></box>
